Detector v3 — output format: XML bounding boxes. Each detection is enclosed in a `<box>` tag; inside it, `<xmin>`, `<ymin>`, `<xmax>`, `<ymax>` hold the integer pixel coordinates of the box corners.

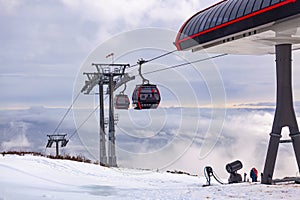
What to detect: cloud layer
<box><xmin>2</xmin><ymin>105</ymin><xmax>299</xmax><ymax>179</ymax></box>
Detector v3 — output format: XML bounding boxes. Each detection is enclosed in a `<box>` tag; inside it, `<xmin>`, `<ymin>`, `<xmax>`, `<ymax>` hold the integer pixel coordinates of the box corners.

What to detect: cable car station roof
<box><xmin>175</xmin><ymin>0</ymin><xmax>300</xmax><ymax>54</ymax></box>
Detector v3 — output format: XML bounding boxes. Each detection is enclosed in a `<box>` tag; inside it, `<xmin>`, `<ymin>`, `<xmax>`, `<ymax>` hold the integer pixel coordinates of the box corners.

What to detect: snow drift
<box><xmin>1</xmin><ymin>154</ymin><xmax>300</xmax><ymax>200</ymax></box>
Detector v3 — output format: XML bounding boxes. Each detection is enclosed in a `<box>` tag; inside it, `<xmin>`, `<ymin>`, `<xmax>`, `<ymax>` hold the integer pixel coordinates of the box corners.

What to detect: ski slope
<box><xmin>0</xmin><ymin>155</ymin><xmax>299</xmax><ymax>200</ymax></box>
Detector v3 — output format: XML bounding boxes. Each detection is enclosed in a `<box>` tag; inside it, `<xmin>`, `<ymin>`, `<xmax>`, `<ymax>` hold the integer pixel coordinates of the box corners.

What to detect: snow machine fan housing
<box><xmin>226</xmin><ymin>160</ymin><xmax>243</xmax><ymax>184</ymax></box>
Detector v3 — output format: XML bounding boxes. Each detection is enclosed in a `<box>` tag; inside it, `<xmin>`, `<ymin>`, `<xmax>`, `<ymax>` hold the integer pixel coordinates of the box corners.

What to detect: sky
<box><xmin>1</xmin><ymin>0</ymin><xmax>300</xmax><ymax>109</ymax></box>
<box><xmin>0</xmin><ymin>0</ymin><xmax>221</xmax><ymax>109</ymax></box>
<box><xmin>1</xmin><ymin>0</ymin><xmax>300</xmax><ymax>179</ymax></box>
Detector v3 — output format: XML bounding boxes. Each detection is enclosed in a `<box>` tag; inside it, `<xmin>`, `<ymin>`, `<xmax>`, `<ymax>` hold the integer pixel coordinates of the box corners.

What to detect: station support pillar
<box><xmin>262</xmin><ymin>44</ymin><xmax>300</xmax><ymax>184</ymax></box>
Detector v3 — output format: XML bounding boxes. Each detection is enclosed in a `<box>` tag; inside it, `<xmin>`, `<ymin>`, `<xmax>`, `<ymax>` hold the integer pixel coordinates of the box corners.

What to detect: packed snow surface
<box><xmin>0</xmin><ymin>155</ymin><xmax>300</xmax><ymax>200</ymax></box>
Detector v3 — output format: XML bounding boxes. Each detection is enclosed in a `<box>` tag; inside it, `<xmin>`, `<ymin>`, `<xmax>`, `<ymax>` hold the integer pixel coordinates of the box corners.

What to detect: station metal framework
<box><xmin>175</xmin><ymin>0</ymin><xmax>300</xmax><ymax>184</ymax></box>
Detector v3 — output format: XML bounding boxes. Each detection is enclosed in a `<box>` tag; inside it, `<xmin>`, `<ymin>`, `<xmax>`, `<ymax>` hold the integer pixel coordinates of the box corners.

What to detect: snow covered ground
<box><xmin>0</xmin><ymin>155</ymin><xmax>300</xmax><ymax>200</ymax></box>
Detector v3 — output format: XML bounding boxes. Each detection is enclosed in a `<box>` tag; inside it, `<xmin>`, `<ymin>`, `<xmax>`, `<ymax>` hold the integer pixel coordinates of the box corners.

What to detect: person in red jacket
<box><xmin>250</xmin><ymin>167</ymin><xmax>258</xmax><ymax>182</ymax></box>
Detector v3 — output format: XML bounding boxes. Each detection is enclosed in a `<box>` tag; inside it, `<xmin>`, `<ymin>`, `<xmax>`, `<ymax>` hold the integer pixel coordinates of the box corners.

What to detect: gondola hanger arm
<box><xmin>137</xmin><ymin>58</ymin><xmax>149</xmax><ymax>84</ymax></box>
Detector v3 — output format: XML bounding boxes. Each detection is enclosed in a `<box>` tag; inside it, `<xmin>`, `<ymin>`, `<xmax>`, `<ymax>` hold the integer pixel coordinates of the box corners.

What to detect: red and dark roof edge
<box><xmin>174</xmin><ymin>0</ymin><xmax>227</xmax><ymax>50</ymax></box>
<box><xmin>175</xmin><ymin>0</ymin><xmax>298</xmax><ymax>51</ymax></box>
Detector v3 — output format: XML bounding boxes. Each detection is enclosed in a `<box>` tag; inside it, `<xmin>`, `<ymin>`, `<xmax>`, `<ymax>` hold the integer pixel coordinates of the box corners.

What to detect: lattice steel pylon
<box><xmin>81</xmin><ymin>63</ymin><xmax>132</xmax><ymax>167</ymax></box>
<box><xmin>46</xmin><ymin>134</ymin><xmax>68</xmax><ymax>157</ymax></box>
